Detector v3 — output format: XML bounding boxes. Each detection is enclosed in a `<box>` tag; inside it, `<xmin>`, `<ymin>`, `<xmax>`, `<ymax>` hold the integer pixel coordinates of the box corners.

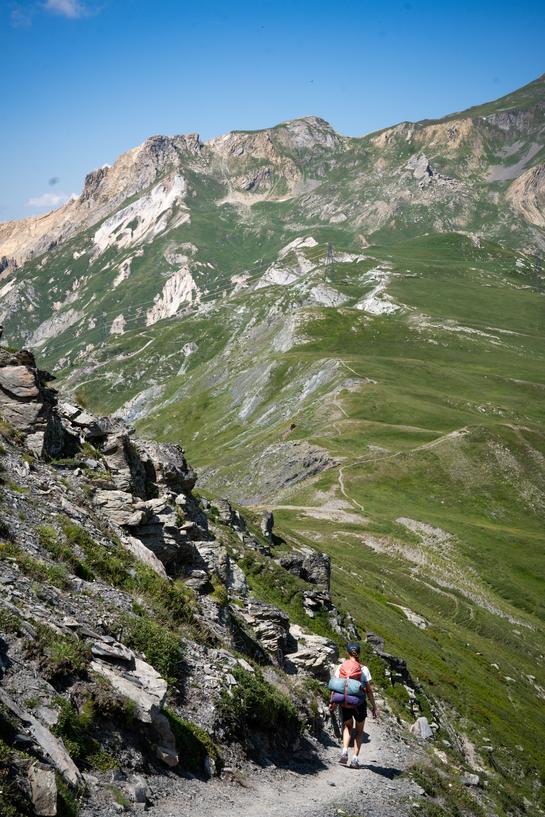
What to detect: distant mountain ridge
<box><xmin>2</xmin><ymin>73</ymin><xmax>545</xmax><ymax>268</ymax></box>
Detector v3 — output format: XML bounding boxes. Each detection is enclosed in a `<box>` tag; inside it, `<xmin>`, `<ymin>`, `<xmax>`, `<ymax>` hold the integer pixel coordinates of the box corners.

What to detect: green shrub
<box><xmin>29</xmin><ymin>624</ymin><xmax>90</xmax><ymax>682</ymax></box>
<box><xmin>165</xmin><ymin>709</ymin><xmax>221</xmax><ymax>774</ymax></box>
<box><xmin>51</xmin><ymin>458</ymin><xmax>81</xmax><ymax>470</ymax></box>
<box><xmin>0</xmin><ymin>607</ymin><xmax>20</xmax><ymax>634</ymax></box>
<box><xmin>0</xmin><ymin>540</ymin><xmax>70</xmax><ymax>589</ymax></box>
<box><xmin>37</xmin><ymin>525</ymin><xmax>94</xmax><ymax>581</ymax></box>
<box><xmin>121</xmin><ymin>614</ymin><xmax>183</xmax><ymax>685</ymax></box>
<box><xmin>53</xmin><ymin>698</ymin><xmax>116</xmax><ymax>772</ymax></box>
<box><xmin>218</xmin><ymin>665</ymin><xmax>301</xmax><ymax>746</ymax></box>
<box><xmin>209</xmin><ymin>576</ymin><xmax>228</xmax><ymax>608</ymax></box>
<box><xmin>59</xmin><ymin>517</ymin><xmax>127</xmax><ymax>586</ymax></box>
<box><xmin>126</xmin><ymin>563</ymin><xmax>194</xmax><ymax>627</ymax></box>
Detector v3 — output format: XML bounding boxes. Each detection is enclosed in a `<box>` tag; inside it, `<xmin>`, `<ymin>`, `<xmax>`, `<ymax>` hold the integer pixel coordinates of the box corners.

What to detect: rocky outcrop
<box><xmin>260</xmin><ymin>510</ymin><xmax>274</xmax><ymax>541</ymax></box>
<box><xmin>507</xmin><ymin>162</ymin><xmax>545</xmax><ymax>227</ymax></box>
<box><xmin>91</xmin><ymin>653</ymin><xmax>179</xmax><ymax>767</ymax></box>
<box><xmin>278</xmin><ymin>549</ymin><xmax>331</xmax><ymax>591</ymax></box>
<box><xmin>0</xmin><ymin>348</ymin><xmax>65</xmax><ymax>458</ymax></box>
<box><xmin>239</xmin><ymin>601</ymin><xmax>290</xmax><ymax>662</ymax></box>
<box><xmin>0</xmin><ymin>340</ymin><xmax>425</xmax><ymax>816</ymax></box>
<box><xmin>285</xmin><ymin>625</ymin><xmax>338</xmax><ymax>681</ymax></box>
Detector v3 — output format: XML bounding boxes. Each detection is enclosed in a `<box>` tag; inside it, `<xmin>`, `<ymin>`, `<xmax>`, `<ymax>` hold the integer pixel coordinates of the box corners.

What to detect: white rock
<box><xmin>90</xmin><ymin>656</ymin><xmax>167</xmax><ymax>723</ymax></box>
<box><xmin>146</xmin><ymin>265</ymin><xmax>200</xmax><ymax>326</ymax></box>
<box><xmin>410</xmin><ymin>716</ymin><xmax>434</xmax><ymax>740</ymax></box>
<box><xmin>93</xmin><ymin>175</ymin><xmax>188</xmax><ymax>255</ymax></box>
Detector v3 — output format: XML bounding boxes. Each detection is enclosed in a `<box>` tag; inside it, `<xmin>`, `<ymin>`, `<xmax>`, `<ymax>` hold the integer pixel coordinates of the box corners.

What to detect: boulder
<box><xmin>28</xmin><ymin>762</ymin><xmax>57</xmax><ymax>816</ymax></box>
<box><xmin>407</xmin><ymin>153</ymin><xmax>433</xmax><ymax>181</ymax></box>
<box><xmin>135</xmin><ymin>439</ymin><xmax>197</xmax><ymax>494</ymax></box>
<box><xmin>0</xmin><ymin>364</ymin><xmax>40</xmax><ymax>398</ymax></box>
<box><xmin>462</xmin><ymin>774</ymin><xmax>480</xmax><ymax>787</ymax></box>
<box><xmin>123</xmin><ymin>534</ymin><xmax>168</xmax><ymax>577</ymax></box>
<box><xmin>211</xmin><ymin>498</ymin><xmax>246</xmax><ymax>530</ymax></box>
<box><xmin>260</xmin><ymin>511</ymin><xmax>274</xmax><ymax>541</ymax></box>
<box><xmin>125</xmin><ymin>775</ymin><xmax>151</xmax><ymax>804</ymax></box>
<box><xmin>131</xmin><ymin>509</ymin><xmax>194</xmax><ymax>568</ymax></box>
<box><xmin>240</xmin><ymin>601</ymin><xmax>290</xmax><ymax>661</ymax></box>
<box><xmin>285</xmin><ymin>624</ymin><xmax>338</xmax><ymax>680</ymax></box>
<box><xmin>226</xmin><ymin>560</ymin><xmax>248</xmax><ymax>595</ymax></box>
<box><xmin>366</xmin><ymin>632</ymin><xmax>385</xmax><ymax>652</ymax></box>
<box><xmin>0</xmin><ymin>689</ymin><xmax>82</xmax><ymax>787</ymax></box>
<box><xmin>410</xmin><ymin>716</ymin><xmax>434</xmax><ymax>740</ymax></box>
<box><xmin>100</xmin><ymin>433</ymin><xmax>148</xmax><ymax>497</ymax></box>
<box><xmin>93</xmin><ymin>489</ymin><xmax>147</xmax><ymax>527</ymax></box>
<box><xmin>90</xmin><ymin>656</ymin><xmax>167</xmax><ymax>723</ymax></box>
<box><xmin>90</xmin><ymin>654</ymin><xmax>179</xmax><ymax>766</ymax></box>
<box><xmin>279</xmin><ymin>549</ymin><xmax>331</xmax><ymax>590</ymax></box>
<box><xmin>91</xmin><ymin>641</ymin><xmax>135</xmax><ymax>666</ymax></box>
<box><xmin>0</xmin><ymin>352</ymin><xmax>67</xmax><ymax>457</ymax></box>
<box><xmin>152</xmin><ymin>711</ymin><xmax>179</xmax><ymax>768</ymax></box>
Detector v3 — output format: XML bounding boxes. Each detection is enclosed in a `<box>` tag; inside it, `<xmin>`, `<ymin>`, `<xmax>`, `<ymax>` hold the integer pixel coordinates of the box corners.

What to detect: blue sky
<box><xmin>1</xmin><ymin>0</ymin><xmax>544</xmax><ymax>221</ymax></box>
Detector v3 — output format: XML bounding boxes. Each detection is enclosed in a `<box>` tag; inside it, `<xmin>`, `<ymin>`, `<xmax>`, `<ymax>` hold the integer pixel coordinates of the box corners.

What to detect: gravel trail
<box><xmin>149</xmin><ymin>715</ymin><xmax>423</xmax><ymax>817</ymax></box>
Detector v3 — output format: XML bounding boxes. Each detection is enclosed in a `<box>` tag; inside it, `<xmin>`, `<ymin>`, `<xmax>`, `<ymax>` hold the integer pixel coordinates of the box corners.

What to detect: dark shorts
<box><xmin>341</xmin><ymin>702</ymin><xmax>367</xmax><ymax>723</ymax></box>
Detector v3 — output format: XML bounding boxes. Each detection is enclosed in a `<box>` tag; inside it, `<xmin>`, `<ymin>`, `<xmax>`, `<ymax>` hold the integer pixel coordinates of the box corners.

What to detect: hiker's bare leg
<box><xmin>342</xmin><ymin>718</ymin><xmax>353</xmax><ymax>751</ymax></box>
<box><xmin>353</xmin><ymin>720</ymin><xmax>364</xmax><ymax>757</ymax></box>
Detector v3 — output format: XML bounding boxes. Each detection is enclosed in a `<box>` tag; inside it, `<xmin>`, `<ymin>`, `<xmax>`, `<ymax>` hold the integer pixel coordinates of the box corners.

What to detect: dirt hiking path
<box><xmin>150</xmin><ymin>716</ymin><xmax>423</xmax><ymax>817</ymax></box>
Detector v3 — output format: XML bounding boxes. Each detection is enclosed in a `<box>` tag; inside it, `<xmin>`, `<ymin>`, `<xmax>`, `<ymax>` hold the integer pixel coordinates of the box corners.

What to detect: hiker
<box><xmin>329</xmin><ymin>642</ymin><xmax>378</xmax><ymax>768</ymax></box>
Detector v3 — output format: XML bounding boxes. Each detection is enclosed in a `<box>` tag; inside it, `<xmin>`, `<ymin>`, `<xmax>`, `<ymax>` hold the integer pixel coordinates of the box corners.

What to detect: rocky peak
<box><xmin>275</xmin><ymin>115</ymin><xmax>344</xmax><ymax>152</ymax></box>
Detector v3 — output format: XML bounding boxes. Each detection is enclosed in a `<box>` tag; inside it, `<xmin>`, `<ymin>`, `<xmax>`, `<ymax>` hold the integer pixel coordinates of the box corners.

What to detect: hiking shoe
<box><xmin>350</xmin><ymin>757</ymin><xmax>362</xmax><ymax>769</ymax></box>
<box><xmin>339</xmin><ymin>753</ymin><xmax>348</xmax><ymax>765</ymax></box>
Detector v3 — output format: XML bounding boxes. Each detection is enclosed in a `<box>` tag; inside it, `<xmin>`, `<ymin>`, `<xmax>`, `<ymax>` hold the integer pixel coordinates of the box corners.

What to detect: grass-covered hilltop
<box><xmin>1</xmin><ymin>72</ymin><xmax>545</xmax><ymax>816</ymax></box>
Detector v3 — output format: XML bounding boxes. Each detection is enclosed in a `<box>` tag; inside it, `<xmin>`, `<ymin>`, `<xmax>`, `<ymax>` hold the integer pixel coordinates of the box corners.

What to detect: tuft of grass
<box><xmin>58</xmin><ymin>517</ymin><xmax>127</xmax><ymax>586</ymax></box>
<box><xmin>106</xmin><ymin>785</ymin><xmax>130</xmax><ymax>809</ymax></box>
<box><xmin>0</xmin><ymin>607</ymin><xmax>20</xmax><ymax>634</ymax></box>
<box><xmin>0</xmin><ymin>540</ymin><xmax>70</xmax><ymax>589</ymax></box>
<box><xmin>56</xmin><ymin>776</ymin><xmax>81</xmax><ymax>817</ymax></box>
<box><xmin>56</xmin><ymin>517</ymin><xmax>195</xmax><ymax>628</ymax></box>
<box><xmin>0</xmin><ymin>709</ymin><xmax>33</xmax><ymax>817</ymax></box>
<box><xmin>409</xmin><ymin>763</ymin><xmax>486</xmax><ymax>817</ymax></box>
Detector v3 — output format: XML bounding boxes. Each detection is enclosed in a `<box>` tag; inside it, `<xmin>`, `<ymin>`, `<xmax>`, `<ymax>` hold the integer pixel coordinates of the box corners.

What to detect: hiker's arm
<box><xmin>365</xmin><ymin>682</ymin><xmax>378</xmax><ymax>717</ymax></box>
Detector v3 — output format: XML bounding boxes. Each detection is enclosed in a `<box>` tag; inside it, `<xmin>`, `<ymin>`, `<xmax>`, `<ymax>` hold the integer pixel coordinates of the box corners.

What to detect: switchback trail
<box><xmin>146</xmin><ymin>715</ymin><xmax>424</xmax><ymax>817</ymax></box>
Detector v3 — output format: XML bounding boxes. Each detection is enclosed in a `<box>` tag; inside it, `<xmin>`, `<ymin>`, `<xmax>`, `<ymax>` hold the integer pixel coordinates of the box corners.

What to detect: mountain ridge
<box><xmin>2</xmin><ymin>70</ymin><xmax>544</xmax><ymax>266</ymax></box>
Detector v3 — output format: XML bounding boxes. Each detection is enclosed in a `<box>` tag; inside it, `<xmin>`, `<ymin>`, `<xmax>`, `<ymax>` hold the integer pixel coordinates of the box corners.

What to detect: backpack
<box><xmin>328</xmin><ymin>658</ymin><xmax>366</xmax><ymax>708</ymax></box>
<box><xmin>339</xmin><ymin>657</ymin><xmax>364</xmax><ymax>681</ymax></box>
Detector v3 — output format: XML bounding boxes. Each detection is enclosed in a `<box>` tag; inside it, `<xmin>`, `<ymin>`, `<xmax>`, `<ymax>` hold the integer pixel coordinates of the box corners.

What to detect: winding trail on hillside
<box><xmin>334</xmin><ymin>427</ymin><xmax>470</xmax><ymax>515</ymax></box>
<box><xmin>148</xmin><ymin>716</ymin><xmax>423</xmax><ymax>817</ymax></box>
